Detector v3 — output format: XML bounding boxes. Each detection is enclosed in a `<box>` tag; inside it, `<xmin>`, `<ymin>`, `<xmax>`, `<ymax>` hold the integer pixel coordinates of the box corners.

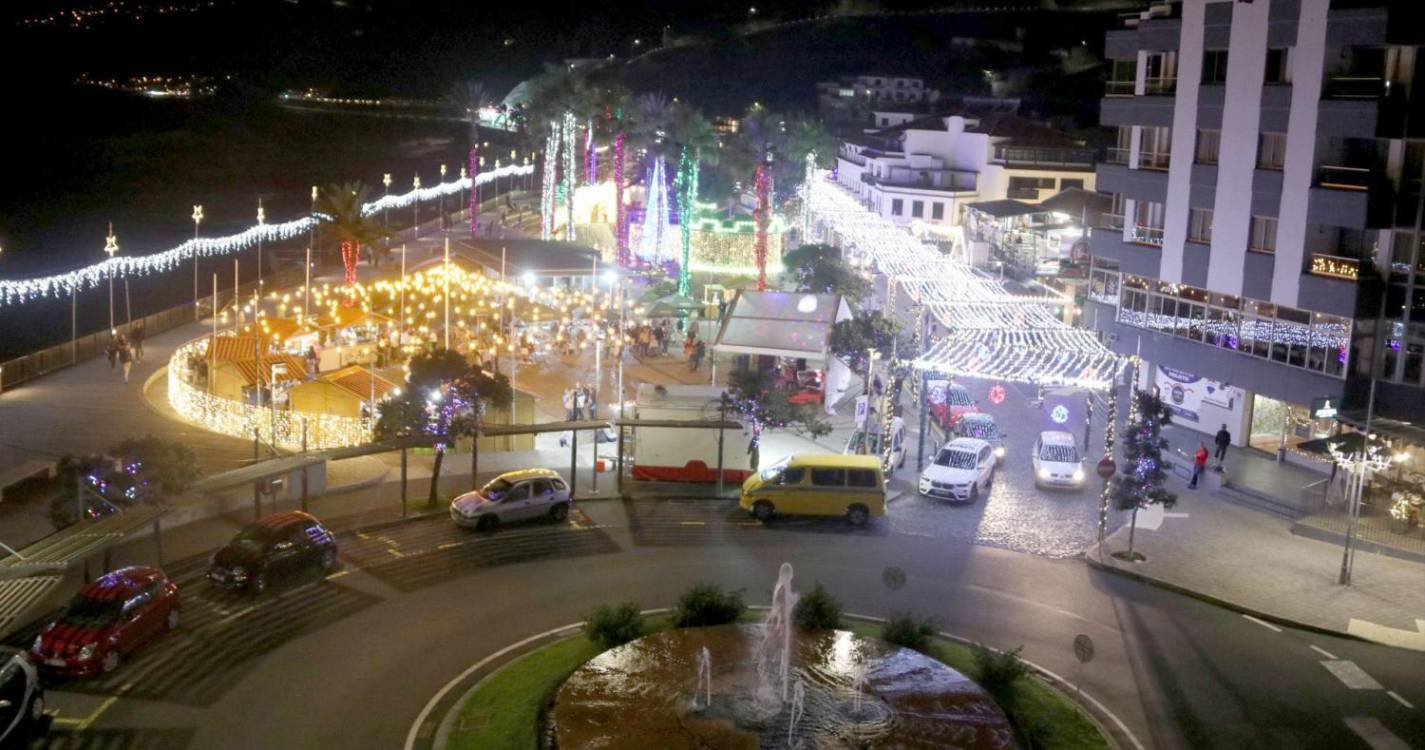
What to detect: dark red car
<box><xmin>31</xmin><ymin>566</ymin><xmax>180</xmax><ymax>677</ymax></box>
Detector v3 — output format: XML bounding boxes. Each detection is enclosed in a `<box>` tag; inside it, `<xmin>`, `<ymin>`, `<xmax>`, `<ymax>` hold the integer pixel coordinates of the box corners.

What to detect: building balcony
<box><xmin>991</xmin><ymin>146</ymin><xmax>1097</xmax><ymax>170</ymax></box>
<box><xmin>861</xmin><ymin>168</ymin><xmax>977</xmax><ymax>192</ymax></box>
<box><xmin>1142</xmin><ymin>77</ymin><xmax>1177</xmax><ymax>97</ymax></box>
<box><xmin>1105</xmin><ymin>147</ymin><xmax>1130</xmax><ymax>166</ymax></box>
<box><xmin>1135</xmin><ymin>150</ymin><xmax>1171</xmax><ymax>171</ymax></box>
<box><xmin>1104</xmin><ymin>80</ymin><xmax>1135</xmax><ymax>97</ymax></box>
<box><xmin>1129</xmin><ymin>224</ymin><xmax>1164</xmax><ymax>246</ymax></box>
<box><xmin>1309</xmin><ymin>166</ymin><xmax>1392</xmax><ymax>230</ymax></box>
<box><xmin>1299</xmin><ymin>261</ymin><xmax>1361</xmax><ymax>318</ymax></box>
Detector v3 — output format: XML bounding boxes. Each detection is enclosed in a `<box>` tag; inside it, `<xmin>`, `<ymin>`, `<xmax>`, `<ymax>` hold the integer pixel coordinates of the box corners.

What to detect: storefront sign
<box><xmin>854</xmin><ymin>395</ymin><xmax>869</xmax><ymax>428</ymax></box>
<box><xmin>1309</xmin><ymin>397</ymin><xmax>1339</xmax><ymax>420</ymax></box>
<box><xmin>1309</xmin><ymin>254</ymin><xmax>1360</xmax><ymax>281</ymax></box>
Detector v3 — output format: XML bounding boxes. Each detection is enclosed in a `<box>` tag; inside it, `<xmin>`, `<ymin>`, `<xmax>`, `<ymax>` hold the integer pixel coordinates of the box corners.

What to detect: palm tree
<box><xmin>447</xmin><ymin>80</ymin><xmax>489</xmax><ymax>147</ymax></box>
<box><xmin>669</xmin><ymin>103</ymin><xmax>718</xmax><ymax>295</ymax></box>
<box><xmin>315</xmin><ymin>182</ymin><xmax>389</xmax><ymax>298</ymax></box>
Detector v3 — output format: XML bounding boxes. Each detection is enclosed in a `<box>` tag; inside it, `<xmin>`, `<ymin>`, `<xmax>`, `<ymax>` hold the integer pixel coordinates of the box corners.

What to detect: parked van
<box><xmin>740</xmin><ymin>454</ymin><xmax>885</xmax><ymax>526</ymax></box>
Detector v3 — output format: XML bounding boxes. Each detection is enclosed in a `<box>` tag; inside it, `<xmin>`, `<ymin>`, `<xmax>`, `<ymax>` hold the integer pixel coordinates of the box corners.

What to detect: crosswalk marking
<box><xmin>1321</xmin><ymin>660</ymin><xmax>1383</xmax><ymax>690</ymax></box>
<box><xmin>1344</xmin><ymin>717</ymin><xmax>1411</xmax><ymax>750</ymax></box>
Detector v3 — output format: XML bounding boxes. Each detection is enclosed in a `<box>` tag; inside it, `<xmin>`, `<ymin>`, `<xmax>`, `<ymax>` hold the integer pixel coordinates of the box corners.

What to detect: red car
<box><xmin>928</xmin><ymin>381</ymin><xmax>980</xmax><ymax>431</ymax></box>
<box><xmin>32</xmin><ymin>566</ymin><xmax>180</xmax><ymax>677</ymax></box>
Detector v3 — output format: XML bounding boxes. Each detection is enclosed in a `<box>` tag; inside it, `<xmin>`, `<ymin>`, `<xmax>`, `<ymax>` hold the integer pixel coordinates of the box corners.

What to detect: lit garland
<box><xmin>563</xmin><ymin>113</ymin><xmax>578</xmax><ymax>242</ymax></box>
<box><xmin>801</xmin><ymin>151</ymin><xmax>816</xmax><ymax>241</ymax></box>
<box><xmin>807</xmin><ymin>173</ymin><xmax>1124</xmax><ymax>389</ymax></box>
<box><xmin>541</xmin><ymin>127</ymin><xmax>560</xmax><ymax>240</ymax></box>
<box><xmin>754</xmin><ymin>152</ymin><xmax>773</xmax><ymax>291</ymax></box>
<box><xmin>674</xmin><ymin>146</ymin><xmax>701</xmax><ymax>297</ymax></box>
<box><xmin>585</xmin><ymin>119</ymin><xmax>597</xmax><ymax>185</ymax></box>
<box><xmin>1096</xmin><ymin>388</ymin><xmax>1117</xmax><ymax>541</ymax></box>
<box><xmin>0</xmin><ymin>164</ymin><xmax>531</xmax><ymax>306</ymax></box>
<box><xmin>614</xmin><ymin>132</ymin><xmax>628</xmax><ymax>266</ymax></box>
<box><xmin>639</xmin><ymin>156</ymin><xmax>672</xmax><ymax>262</ymax></box>
<box><xmin>469</xmin><ymin>145</ymin><xmax>480</xmax><ymax>238</ymax></box>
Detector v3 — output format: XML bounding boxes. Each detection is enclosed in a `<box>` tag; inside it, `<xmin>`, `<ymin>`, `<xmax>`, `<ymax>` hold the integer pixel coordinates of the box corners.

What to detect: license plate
<box><xmin>45</xmin><ymin>658</ymin><xmax>65</xmax><ymax>667</ymax></box>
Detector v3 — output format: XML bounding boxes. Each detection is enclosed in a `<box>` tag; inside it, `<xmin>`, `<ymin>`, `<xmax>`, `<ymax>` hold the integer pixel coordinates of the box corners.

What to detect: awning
<box><xmin>1296</xmin><ymin>431</ymin><xmax>1391</xmax><ymax>458</ymax></box>
<box><xmin>964</xmin><ymin>199</ymin><xmax>1041</xmax><ymax>219</ymax></box>
<box><xmin>712</xmin><ymin>289</ymin><xmax>852</xmax><ymax>362</ymax></box>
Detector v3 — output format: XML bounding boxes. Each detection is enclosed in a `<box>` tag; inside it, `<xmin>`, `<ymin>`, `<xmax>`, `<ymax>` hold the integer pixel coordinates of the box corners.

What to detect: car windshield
<box><xmin>481</xmin><ymin>478</ymin><xmax>515</xmax><ymax>500</ymax></box>
<box><xmin>934</xmin><ymin>449</ymin><xmax>977</xmax><ymax>470</ymax></box>
<box><xmin>946</xmin><ymin>389</ymin><xmax>975</xmax><ymax>406</ymax></box>
<box><xmin>1040</xmin><ymin>444</ymin><xmax>1079</xmax><ymax>463</ymax></box>
<box><xmin>759</xmin><ymin>457</ymin><xmax>790</xmax><ymax>481</ymax></box>
<box><xmin>958</xmin><ymin>421</ymin><xmax>998</xmax><ymax>440</ymax></box>
<box><xmin>60</xmin><ymin>596</ymin><xmax>124</xmax><ymax>628</ymax></box>
<box><xmin>233</xmin><ymin>524</ymin><xmax>276</xmax><ymax>550</ymax></box>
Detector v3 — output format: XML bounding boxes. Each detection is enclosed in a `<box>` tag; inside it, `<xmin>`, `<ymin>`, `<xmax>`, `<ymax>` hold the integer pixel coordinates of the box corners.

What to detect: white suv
<box><xmin>1033</xmin><ymin>430</ymin><xmax>1085</xmax><ymax>488</ymax></box>
<box><xmin>918</xmin><ymin>437</ymin><xmax>995</xmax><ymax>502</ymax></box>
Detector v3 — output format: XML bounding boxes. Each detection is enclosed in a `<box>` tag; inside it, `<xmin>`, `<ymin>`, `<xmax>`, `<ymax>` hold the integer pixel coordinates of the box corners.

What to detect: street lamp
<box><xmin>256</xmin><ymin>199</ymin><xmax>266</xmax><ymax>290</ymax></box>
<box><xmin>413</xmin><ymin>174</ymin><xmax>422</xmax><ymax>238</ymax></box>
<box><xmin>1329</xmin><ymin>440</ymin><xmax>1391</xmax><ymax>585</ymax></box>
<box><xmin>192</xmin><ymin>205</ymin><xmax>204</xmax><ymax>320</ymax></box>
<box><xmin>459</xmin><ymin>166</ymin><xmax>468</xmax><ymax>224</ymax></box>
<box><xmin>104</xmin><ymin>224</ymin><xmax>119</xmax><ymax>333</ymax></box>
<box><xmin>439</xmin><ymin>163</ymin><xmax>448</xmax><ymax>229</ymax></box>
<box><xmin>382</xmin><ymin>173</ymin><xmax>392</xmax><ymax>234</ymax></box>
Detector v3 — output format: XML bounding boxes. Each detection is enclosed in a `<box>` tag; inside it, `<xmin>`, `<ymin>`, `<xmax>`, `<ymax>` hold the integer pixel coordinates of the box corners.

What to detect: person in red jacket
<box><xmin>1189</xmin><ymin>442</ymin><xmax>1210</xmax><ymax>489</ymax></box>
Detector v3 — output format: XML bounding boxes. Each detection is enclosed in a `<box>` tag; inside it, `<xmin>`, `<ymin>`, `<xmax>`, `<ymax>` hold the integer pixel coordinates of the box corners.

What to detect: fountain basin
<box><xmin>550</xmin><ymin>624</ymin><xmax>1018</xmax><ymax>749</ymax></box>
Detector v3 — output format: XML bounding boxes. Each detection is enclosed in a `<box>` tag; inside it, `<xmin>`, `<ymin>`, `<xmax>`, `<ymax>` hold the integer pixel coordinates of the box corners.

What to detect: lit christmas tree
<box><xmin>1109</xmin><ymin>388</ymin><xmax>1176</xmax><ymax>560</ymax></box>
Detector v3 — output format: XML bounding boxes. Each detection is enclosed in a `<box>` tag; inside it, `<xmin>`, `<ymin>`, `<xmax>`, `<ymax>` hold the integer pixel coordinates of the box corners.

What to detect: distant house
<box><xmin>816</xmin><ymin>74</ymin><xmax>940</xmax><ymax>125</ymax></box>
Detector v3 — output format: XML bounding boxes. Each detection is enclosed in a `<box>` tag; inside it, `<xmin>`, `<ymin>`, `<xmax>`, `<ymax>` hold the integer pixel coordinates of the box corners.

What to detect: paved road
<box><xmin>13</xmin><ymin>497</ymin><xmax>1424</xmax><ymax>750</ymax></box>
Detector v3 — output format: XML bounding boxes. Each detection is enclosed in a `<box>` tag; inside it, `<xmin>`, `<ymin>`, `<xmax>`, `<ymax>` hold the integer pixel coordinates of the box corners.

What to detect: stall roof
<box><xmin>313</xmin><ymin>365</ymin><xmax>401</xmax><ymax>401</ymax></box>
<box><xmin>225</xmin><ymin>353</ymin><xmax>309</xmax><ymax>387</ymax></box>
<box><xmin>209</xmin><ymin>335</ymin><xmax>262</xmax><ymax>363</ymax></box>
<box><xmin>964</xmin><ymin>199</ymin><xmax>1042</xmax><ymax>219</ymax></box>
<box><xmin>712</xmin><ymin>290</ymin><xmax>851</xmax><ymax>362</ymax></box>
<box><xmin>1037</xmin><ymin>188</ymin><xmax>1112</xmax><ymax>222</ymax></box>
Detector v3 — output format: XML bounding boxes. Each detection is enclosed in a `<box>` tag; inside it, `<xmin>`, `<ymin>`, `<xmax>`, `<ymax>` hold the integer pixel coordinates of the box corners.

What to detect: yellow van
<box><xmin>739</xmin><ymin>453</ymin><xmax>886</xmax><ymax>526</ymax></box>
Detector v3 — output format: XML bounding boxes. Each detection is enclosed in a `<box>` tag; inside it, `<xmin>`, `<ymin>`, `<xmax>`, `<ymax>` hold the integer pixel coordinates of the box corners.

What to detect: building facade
<box><xmin>835</xmin><ymin>112</ymin><xmax>1098</xmax><ymax>232</ymax></box>
<box><xmin>816</xmin><ymin>74</ymin><xmax>941</xmax><ymax>124</ymax></box>
<box><xmin>1087</xmin><ymin>0</ymin><xmax>1425</xmax><ymax>456</ymax></box>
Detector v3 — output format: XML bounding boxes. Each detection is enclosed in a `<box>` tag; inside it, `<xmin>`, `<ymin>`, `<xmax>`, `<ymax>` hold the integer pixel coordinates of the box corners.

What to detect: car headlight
<box><xmin>1037</xmin><ymin>468</ymin><xmax>1050</xmax><ymax>480</ymax></box>
<box><xmin>1072</xmin><ymin>468</ymin><xmax>1085</xmax><ymax>482</ymax></box>
<box><xmin>231</xmin><ymin>566</ymin><xmax>248</xmax><ymax>581</ymax></box>
<box><xmin>994</xmin><ymin>446</ymin><xmax>1005</xmax><ymax>457</ymax></box>
<box><xmin>79</xmin><ymin>642</ymin><xmax>97</xmax><ymax>660</ymax></box>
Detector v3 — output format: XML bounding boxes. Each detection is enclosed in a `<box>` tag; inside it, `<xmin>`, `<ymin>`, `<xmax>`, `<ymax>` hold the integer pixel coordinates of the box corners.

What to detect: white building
<box><xmin>835</xmin><ymin>112</ymin><xmax>1098</xmax><ymax>230</ymax></box>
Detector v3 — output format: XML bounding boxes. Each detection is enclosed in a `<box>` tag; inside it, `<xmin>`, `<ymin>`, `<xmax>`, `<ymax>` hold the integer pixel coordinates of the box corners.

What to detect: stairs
<box><xmin>1213</xmin><ymin>482</ymin><xmax>1307</xmax><ymax>521</ymax></box>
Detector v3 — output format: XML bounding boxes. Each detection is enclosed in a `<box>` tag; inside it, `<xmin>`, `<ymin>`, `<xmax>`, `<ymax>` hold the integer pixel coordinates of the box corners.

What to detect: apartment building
<box><xmin>1087</xmin><ymin>0</ymin><xmax>1425</xmax><ymax>456</ymax></box>
<box><xmin>835</xmin><ymin>112</ymin><xmax>1097</xmax><ymax>231</ymax></box>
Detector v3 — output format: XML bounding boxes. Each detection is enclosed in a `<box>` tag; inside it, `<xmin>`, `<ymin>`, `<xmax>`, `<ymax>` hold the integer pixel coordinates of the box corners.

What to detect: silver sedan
<box><xmin>449</xmin><ymin>468</ymin><xmax>572</xmax><ymax>531</ymax></box>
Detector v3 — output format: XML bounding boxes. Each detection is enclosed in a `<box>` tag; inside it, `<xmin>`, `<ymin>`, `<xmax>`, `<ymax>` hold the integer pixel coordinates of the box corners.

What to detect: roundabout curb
<box><xmin>407</xmin><ymin>608</ymin><xmax>1144</xmax><ymax>750</ymax></box>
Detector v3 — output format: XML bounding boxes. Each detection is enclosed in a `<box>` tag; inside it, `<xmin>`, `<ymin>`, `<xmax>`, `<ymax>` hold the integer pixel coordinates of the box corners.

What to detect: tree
<box><xmin>447</xmin><ymin>80</ymin><xmax>490</xmax><ymax>147</ymax></box>
<box><xmin>375</xmin><ymin>349</ymin><xmax>513</xmax><ymax>505</ymax></box>
<box><xmin>830</xmin><ymin>311</ymin><xmax>902</xmax><ymax>371</ymax></box>
<box><xmin>109</xmin><ymin>436</ymin><xmax>201</xmax><ymax>498</ymax></box>
<box><xmin>727</xmin><ymin>368</ymin><xmax>831</xmax><ymax>439</ymax></box>
<box><xmin>315</xmin><ymin>182</ymin><xmax>390</xmax><ymax>285</ymax></box>
<box><xmin>53</xmin><ymin>438</ymin><xmax>199</xmax><ymax>528</ymax></box>
<box><xmin>781</xmin><ymin>243</ymin><xmax>871</xmax><ymax>301</ymax></box>
<box><xmin>1109</xmin><ymin>389</ymin><xmax>1177</xmax><ymax>561</ymax></box>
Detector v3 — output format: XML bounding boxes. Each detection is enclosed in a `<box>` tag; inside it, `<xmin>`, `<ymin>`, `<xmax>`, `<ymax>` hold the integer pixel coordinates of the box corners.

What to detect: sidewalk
<box><xmin>1089</xmin><ymin>430</ymin><xmax>1425</xmax><ymax>650</ymax></box>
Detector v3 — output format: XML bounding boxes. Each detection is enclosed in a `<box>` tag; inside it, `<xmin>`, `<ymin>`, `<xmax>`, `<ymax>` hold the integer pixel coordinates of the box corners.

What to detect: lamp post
<box><xmin>382</xmin><ymin>172</ymin><xmax>392</xmax><ymax>235</ymax></box>
<box><xmin>256</xmin><ymin>199</ymin><xmax>266</xmax><ymax>291</ymax></box>
<box><xmin>459</xmin><ymin>166</ymin><xmax>468</xmax><ymax>224</ymax></box>
<box><xmin>1330</xmin><ymin>440</ymin><xmax>1391</xmax><ymax>585</ymax></box>
<box><xmin>439</xmin><ymin>164</ymin><xmax>447</xmax><ymax>229</ymax></box>
<box><xmin>104</xmin><ymin>224</ymin><xmax>119</xmax><ymax>334</ymax></box>
<box><xmin>192</xmin><ymin>205</ymin><xmax>203</xmax><ymax>320</ymax></box>
<box><xmin>413</xmin><ymin>174</ymin><xmax>422</xmax><ymax>238</ymax></box>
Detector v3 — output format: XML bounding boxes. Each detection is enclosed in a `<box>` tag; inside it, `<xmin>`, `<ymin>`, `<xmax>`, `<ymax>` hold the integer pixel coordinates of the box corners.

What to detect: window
<box><xmin>810</xmin><ymin>468</ymin><xmax>845</xmax><ymax>486</ymax></box>
<box><xmin>847</xmin><ymin>469</ymin><xmax>877</xmax><ymax>488</ymax></box>
<box><xmin>1249</xmin><ymin>216</ymin><xmax>1278</xmax><ymax>253</ymax></box>
<box><xmin>1195</xmin><ymin>129</ymin><xmax>1220</xmax><ymax>164</ymax></box>
<box><xmin>1060</xmin><ymin>178</ymin><xmax>1084</xmax><ymax>191</ymax></box>
<box><xmin>879</xmin><ymin>117</ymin><xmax>889</xmax><ymax>126</ymax></box>
<box><xmin>531</xmin><ymin>479</ymin><xmax>552</xmax><ymax>496</ymax></box>
<box><xmin>1202</xmin><ymin>49</ymin><xmax>1229</xmax><ymax>84</ymax></box>
<box><xmin>778</xmin><ymin>467</ymin><xmax>805</xmax><ymax>485</ymax></box>
<box><xmin>891</xmin><ymin>199</ymin><xmax>903</xmax><ymax>216</ymax></box>
<box><xmin>912</xmin><ymin>200</ymin><xmax>924</xmax><ymax>218</ymax></box>
<box><xmin>931</xmin><ymin>202</ymin><xmax>945</xmax><ymax>220</ymax></box>
<box><xmin>1188</xmin><ymin>208</ymin><xmax>1213</xmax><ymax>243</ymax></box>
<box><xmin>1008</xmin><ymin>176</ymin><xmax>1053</xmax><ymax>198</ymax></box>
<box><xmin>1138</xmin><ymin>126</ymin><xmax>1172</xmax><ymax>170</ymax></box>
<box><xmin>1265</xmin><ymin>47</ymin><xmax>1292</xmax><ymax>85</ymax></box>
<box><xmin>1257</xmin><ymin>133</ymin><xmax>1286</xmax><ymax>170</ymax></box>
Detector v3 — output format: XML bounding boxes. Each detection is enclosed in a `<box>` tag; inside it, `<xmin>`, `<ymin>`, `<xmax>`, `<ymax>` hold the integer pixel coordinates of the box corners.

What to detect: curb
<box><xmin>1083</xmin><ymin>553</ymin><xmax>1374</xmax><ymax>647</ymax></box>
<box><xmin>412</xmin><ymin>608</ymin><xmax>1141</xmax><ymax>750</ymax></box>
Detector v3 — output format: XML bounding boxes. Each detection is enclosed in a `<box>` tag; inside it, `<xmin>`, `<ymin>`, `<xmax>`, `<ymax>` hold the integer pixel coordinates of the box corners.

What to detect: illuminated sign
<box><xmin>1050</xmin><ymin>405</ymin><xmax>1070</xmax><ymax>424</ymax></box>
<box><xmin>1310</xmin><ymin>397</ymin><xmax>1339</xmax><ymax>420</ymax></box>
<box><xmin>1309</xmin><ymin>254</ymin><xmax>1359</xmax><ymax>281</ymax></box>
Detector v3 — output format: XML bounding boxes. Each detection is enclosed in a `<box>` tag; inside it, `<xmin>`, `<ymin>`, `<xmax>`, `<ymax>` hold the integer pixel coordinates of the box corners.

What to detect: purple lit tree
<box><xmin>1109</xmin><ymin>389</ymin><xmax>1177</xmax><ymax>560</ymax></box>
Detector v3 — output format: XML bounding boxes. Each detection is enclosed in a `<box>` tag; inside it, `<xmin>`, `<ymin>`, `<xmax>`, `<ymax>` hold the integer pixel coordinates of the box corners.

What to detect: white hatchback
<box><xmin>918</xmin><ymin>437</ymin><xmax>995</xmax><ymax>502</ymax></box>
<box><xmin>1032</xmin><ymin>430</ymin><xmax>1085</xmax><ymax>489</ymax></box>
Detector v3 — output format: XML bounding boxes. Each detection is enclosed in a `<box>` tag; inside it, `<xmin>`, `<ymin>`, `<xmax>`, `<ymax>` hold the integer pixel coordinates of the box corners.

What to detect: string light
<box><xmin>639</xmin><ymin>156</ymin><xmax>672</xmax><ymax>262</ymax></box>
<box><xmin>563</xmin><ymin>113</ymin><xmax>578</xmax><ymax>241</ymax></box>
<box><xmin>0</xmin><ymin>164</ymin><xmax>533</xmax><ymax>306</ymax></box>
<box><xmin>754</xmin><ymin>151</ymin><xmax>773</xmax><ymax>290</ymax></box>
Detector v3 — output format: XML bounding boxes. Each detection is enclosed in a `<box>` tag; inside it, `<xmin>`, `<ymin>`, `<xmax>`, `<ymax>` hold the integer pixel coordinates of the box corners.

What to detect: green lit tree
<box><xmin>1109</xmin><ymin>389</ymin><xmax>1177</xmax><ymax>560</ymax></box>
<box><xmin>780</xmin><ymin>243</ymin><xmax>871</xmax><ymax>301</ymax></box>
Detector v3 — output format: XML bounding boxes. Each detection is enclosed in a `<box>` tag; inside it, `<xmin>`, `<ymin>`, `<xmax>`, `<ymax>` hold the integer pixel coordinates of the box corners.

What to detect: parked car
<box><xmin>844</xmin><ymin>416</ymin><xmax>906</xmax><ymax>469</ymax></box>
<box><xmin>928</xmin><ymin>381</ymin><xmax>979</xmax><ymax>430</ymax></box>
<box><xmin>740</xmin><ymin>454</ymin><xmax>884</xmax><ymax>527</ymax></box>
<box><xmin>953</xmin><ymin>413</ymin><xmax>1006</xmax><ymax>464</ymax></box>
<box><xmin>450</xmin><ymin>468</ymin><xmax>571</xmax><ymax>531</ymax></box>
<box><xmin>32</xmin><ymin>567</ymin><xmax>180</xmax><ymax>677</ymax></box>
<box><xmin>0</xmin><ymin>647</ymin><xmax>44</xmax><ymax>744</ymax></box>
<box><xmin>1033</xmin><ymin>430</ymin><xmax>1086</xmax><ymax>489</ymax></box>
<box><xmin>208</xmin><ymin>511</ymin><xmax>338</xmax><ymax>593</ymax></box>
<box><xmin>918</xmin><ymin>438</ymin><xmax>996</xmax><ymax>502</ymax></box>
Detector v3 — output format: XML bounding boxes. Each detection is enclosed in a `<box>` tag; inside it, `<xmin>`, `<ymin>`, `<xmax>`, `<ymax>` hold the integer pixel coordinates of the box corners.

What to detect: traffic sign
<box><xmin>1096</xmin><ymin>457</ymin><xmax>1116</xmax><ymax>480</ymax></box>
<box><xmin>1073</xmin><ymin>634</ymin><xmax>1095</xmax><ymax>664</ymax></box>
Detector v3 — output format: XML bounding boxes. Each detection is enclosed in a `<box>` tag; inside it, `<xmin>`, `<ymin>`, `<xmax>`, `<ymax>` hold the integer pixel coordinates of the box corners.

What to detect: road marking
<box><xmin>1347</xmin><ymin>618</ymin><xmax>1425</xmax><ymax>651</ymax></box>
<box><xmin>1242</xmin><ymin>614</ymin><xmax>1282</xmax><ymax>633</ymax></box>
<box><xmin>327</xmin><ymin>570</ymin><xmax>350</xmax><ymax>580</ymax></box>
<box><xmin>437</xmin><ymin>542</ymin><xmax>463</xmax><ymax>551</ymax></box>
<box><xmin>679</xmin><ymin>521</ymin><xmax>705</xmax><ymax>526</ymax></box>
<box><xmin>1309</xmin><ymin>644</ymin><xmax>1338</xmax><ymax>660</ymax></box>
<box><xmin>214</xmin><ymin>605</ymin><xmax>257</xmax><ymax>627</ymax></box>
<box><xmin>1163</xmin><ymin>512</ymin><xmax>1190</xmax><ymax>519</ymax></box>
<box><xmin>1387</xmin><ymin>691</ymin><xmax>1414</xmax><ymax>709</ymax></box>
<box><xmin>387</xmin><ymin>548</ymin><xmax>406</xmax><ymax>558</ymax></box>
<box><xmin>54</xmin><ymin>682</ymin><xmax>132</xmax><ymax>730</ymax></box>
<box><xmin>1344</xmin><ymin>717</ymin><xmax>1411</xmax><ymax>750</ymax></box>
<box><xmin>1321</xmin><ymin>660</ymin><xmax>1383</xmax><ymax>690</ymax></box>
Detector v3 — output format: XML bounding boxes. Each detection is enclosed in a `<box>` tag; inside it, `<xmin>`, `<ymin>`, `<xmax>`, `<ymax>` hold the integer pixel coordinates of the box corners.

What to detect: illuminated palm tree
<box><xmin>315</xmin><ymin>182</ymin><xmax>389</xmax><ymax>302</ymax></box>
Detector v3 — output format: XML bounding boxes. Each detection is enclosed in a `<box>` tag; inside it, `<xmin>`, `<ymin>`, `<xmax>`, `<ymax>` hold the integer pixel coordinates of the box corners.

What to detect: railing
<box><xmin>1143</xmin><ymin>77</ymin><xmax>1177</xmax><ymax>96</ymax></box>
<box><xmin>1316</xmin><ymin>165</ymin><xmax>1374</xmax><ymax>191</ymax></box>
<box><xmin>992</xmin><ymin>146</ymin><xmax>1097</xmax><ymax>169</ymax></box>
<box><xmin>1136</xmin><ymin>150</ymin><xmax>1172</xmax><ymax>171</ymax></box>
<box><xmin>872</xmin><ymin>170</ymin><xmax>978</xmax><ymax>191</ymax></box>
<box><xmin>1130</xmin><ymin>225</ymin><xmax>1165</xmax><ymax>246</ymax></box>
<box><xmin>1323</xmin><ymin>76</ymin><xmax>1389</xmax><ymax>100</ymax></box>
<box><xmin>1105</xmin><ymin>147</ymin><xmax>1131</xmax><ymax>165</ymax></box>
<box><xmin>1101</xmin><ymin>213</ymin><xmax>1125</xmax><ymax>231</ymax></box>
<box><xmin>1104</xmin><ymin>80</ymin><xmax>1136</xmax><ymax>97</ymax></box>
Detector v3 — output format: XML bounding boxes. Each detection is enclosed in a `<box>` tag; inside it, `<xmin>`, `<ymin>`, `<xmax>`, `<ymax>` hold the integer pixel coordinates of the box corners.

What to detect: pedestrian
<box><xmin>652</xmin><ymin>324</ymin><xmax>664</xmax><ymax>357</ymax></box>
<box><xmin>1213</xmin><ymin>424</ymin><xmax>1231</xmax><ymax>468</ymax></box>
<box><xmin>747</xmin><ymin>433</ymin><xmax>761</xmax><ymax>472</ymax></box>
<box><xmin>118</xmin><ymin>338</ymin><xmax>134</xmax><ymax>383</ymax></box>
<box><xmin>106</xmin><ymin>336</ymin><xmax>118</xmax><ymax>370</ymax></box>
<box><xmin>585</xmin><ymin>384</ymin><xmax>598</xmax><ymax>420</ymax></box>
<box><xmin>132</xmin><ymin>322</ymin><xmax>145</xmax><ymax>362</ymax></box>
<box><xmin>690</xmin><ymin>340</ymin><xmax>706</xmax><ymax>372</ymax></box>
<box><xmin>717</xmin><ymin>296</ymin><xmax>728</xmax><ymax>322</ymax></box>
<box><xmin>562</xmin><ymin>388</ymin><xmax>574</xmax><ymax>421</ymax></box>
<box><xmin>660</xmin><ymin>321</ymin><xmax>671</xmax><ymax>355</ymax></box>
<box><xmin>1189</xmin><ymin>442</ymin><xmax>1209</xmax><ymax>489</ymax></box>
<box><xmin>573</xmin><ymin>384</ymin><xmax>587</xmax><ymax>421</ymax></box>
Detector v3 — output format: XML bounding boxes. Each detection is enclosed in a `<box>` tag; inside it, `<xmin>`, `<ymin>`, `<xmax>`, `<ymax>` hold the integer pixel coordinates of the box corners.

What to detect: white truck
<box><xmin>631</xmin><ymin>384</ymin><xmax>752</xmax><ymax>483</ymax></box>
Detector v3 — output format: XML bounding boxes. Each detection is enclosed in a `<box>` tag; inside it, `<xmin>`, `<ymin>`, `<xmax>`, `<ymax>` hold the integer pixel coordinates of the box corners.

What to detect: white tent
<box><xmin>712</xmin><ymin>290</ymin><xmax>853</xmax><ymax>362</ymax></box>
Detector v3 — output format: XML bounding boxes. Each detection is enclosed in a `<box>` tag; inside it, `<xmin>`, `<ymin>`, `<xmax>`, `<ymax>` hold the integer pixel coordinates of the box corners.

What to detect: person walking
<box><xmin>106</xmin><ymin>336</ymin><xmax>119</xmax><ymax>370</ymax></box>
<box><xmin>1189</xmin><ymin>442</ymin><xmax>1210</xmax><ymax>489</ymax></box>
<box><xmin>562</xmin><ymin>388</ymin><xmax>575</xmax><ymax>421</ymax></box>
<box><xmin>1213</xmin><ymin>424</ymin><xmax>1231</xmax><ymax>468</ymax></box>
<box><xmin>585</xmin><ymin>384</ymin><xmax>598</xmax><ymax>420</ymax></box>
<box><xmin>118</xmin><ymin>337</ymin><xmax>134</xmax><ymax>384</ymax></box>
<box><xmin>132</xmin><ymin>323</ymin><xmax>145</xmax><ymax>363</ymax></box>
<box><xmin>573</xmin><ymin>384</ymin><xmax>587</xmax><ymax>421</ymax></box>
<box><xmin>652</xmin><ymin>324</ymin><xmax>665</xmax><ymax>357</ymax></box>
<box><xmin>690</xmin><ymin>340</ymin><xmax>706</xmax><ymax>372</ymax></box>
